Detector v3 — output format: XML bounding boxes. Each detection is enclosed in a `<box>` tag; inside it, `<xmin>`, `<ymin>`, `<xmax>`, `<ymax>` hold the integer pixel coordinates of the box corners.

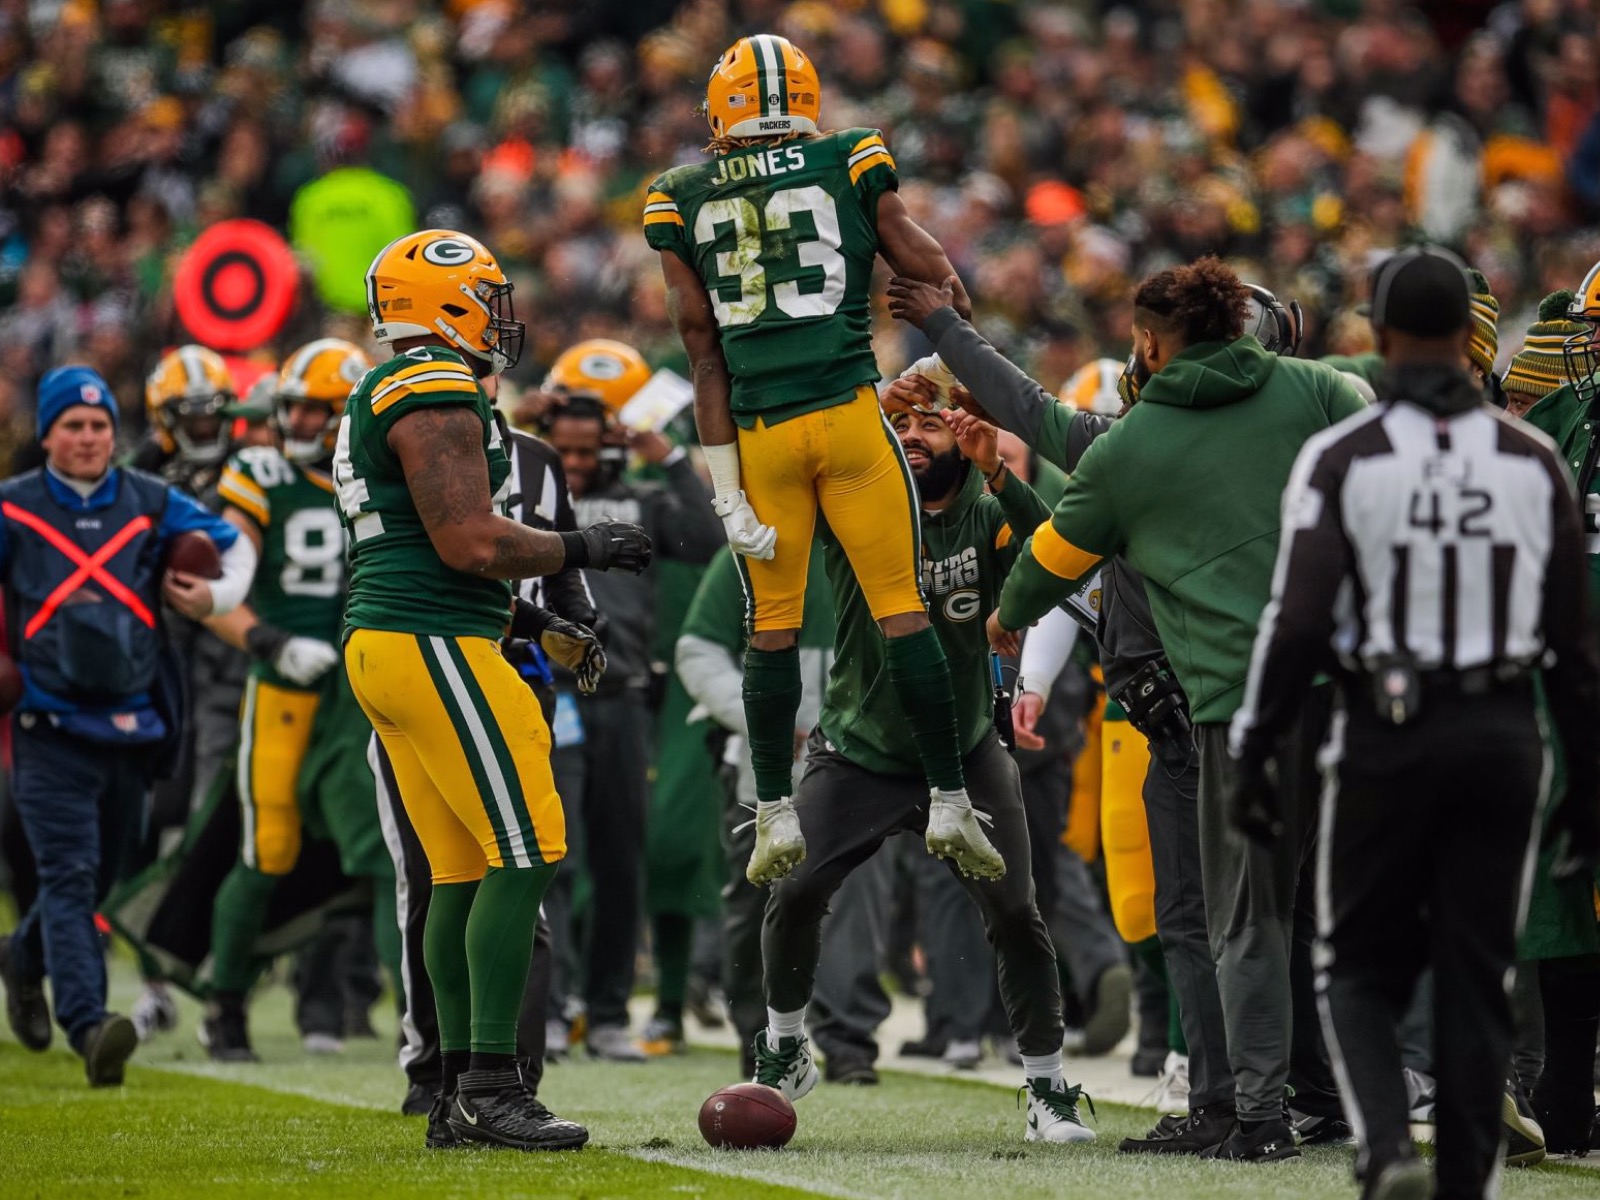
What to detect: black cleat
<box><xmin>201</xmin><ymin>1006</ymin><xmax>260</xmax><ymax>1063</ymax></box>
<box><xmin>81</xmin><ymin>1013</ymin><xmax>137</xmax><ymax>1087</ymax></box>
<box><xmin>426</xmin><ymin>1089</ymin><xmax>464</xmax><ymax>1149</ymax></box>
<box><xmin>447</xmin><ymin>1067</ymin><xmax>589</xmax><ymax>1151</ymax></box>
<box><xmin>1200</xmin><ymin>1116</ymin><xmax>1303</xmax><ymax>1162</ymax></box>
<box><xmin>1119</xmin><ymin>1104</ymin><xmax>1234</xmax><ymax>1155</ymax></box>
<box><xmin>0</xmin><ymin>934</ymin><xmax>52</xmax><ymax>1052</ymax></box>
<box><xmin>824</xmin><ymin>1054</ymin><xmax>879</xmax><ymax>1086</ymax></box>
<box><xmin>1293</xmin><ymin>1111</ymin><xmax>1356</xmax><ymax>1147</ymax></box>
<box><xmin>402</xmin><ymin>1081</ymin><xmax>436</xmax><ymax>1117</ymax></box>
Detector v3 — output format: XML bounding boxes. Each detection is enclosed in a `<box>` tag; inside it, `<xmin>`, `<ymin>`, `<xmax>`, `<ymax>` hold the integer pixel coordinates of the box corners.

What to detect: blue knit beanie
<box><xmin>37</xmin><ymin>365</ymin><xmax>120</xmax><ymax>440</ymax></box>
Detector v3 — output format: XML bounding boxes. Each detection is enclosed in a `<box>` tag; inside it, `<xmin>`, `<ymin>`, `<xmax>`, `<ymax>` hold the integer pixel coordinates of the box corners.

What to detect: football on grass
<box><xmin>698</xmin><ymin>1083</ymin><xmax>796</xmax><ymax>1150</ymax></box>
<box><xmin>165</xmin><ymin>530</ymin><xmax>223</xmax><ymax>579</ymax></box>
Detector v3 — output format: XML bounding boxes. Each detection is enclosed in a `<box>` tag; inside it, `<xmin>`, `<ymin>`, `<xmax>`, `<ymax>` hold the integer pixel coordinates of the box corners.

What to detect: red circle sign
<box><xmin>173</xmin><ymin>219</ymin><xmax>298</xmax><ymax>352</ymax></box>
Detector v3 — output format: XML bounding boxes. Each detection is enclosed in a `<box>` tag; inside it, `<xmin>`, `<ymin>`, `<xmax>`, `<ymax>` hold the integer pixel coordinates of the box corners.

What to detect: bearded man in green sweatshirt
<box><xmin>988</xmin><ymin>257</ymin><xmax>1366</xmax><ymax>1161</ymax></box>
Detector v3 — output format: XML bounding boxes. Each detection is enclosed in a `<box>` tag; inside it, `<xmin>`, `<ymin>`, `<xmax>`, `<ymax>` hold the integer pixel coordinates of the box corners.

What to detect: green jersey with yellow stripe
<box><xmin>216</xmin><ymin>446</ymin><xmax>346</xmax><ymax>686</ymax></box>
<box><xmin>332</xmin><ymin>346</ymin><xmax>514</xmax><ymax>641</ymax></box>
<box><xmin>644</xmin><ymin>127</ymin><xmax>898</xmax><ymax>426</ymax></box>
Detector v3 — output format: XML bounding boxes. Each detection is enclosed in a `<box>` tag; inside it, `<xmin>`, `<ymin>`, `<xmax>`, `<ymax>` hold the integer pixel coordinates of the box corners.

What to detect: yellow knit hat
<box><xmin>1467</xmin><ymin>269</ymin><xmax>1500</xmax><ymax>379</ymax></box>
<box><xmin>1503</xmin><ymin>290</ymin><xmax>1587</xmax><ymax>402</ymax></box>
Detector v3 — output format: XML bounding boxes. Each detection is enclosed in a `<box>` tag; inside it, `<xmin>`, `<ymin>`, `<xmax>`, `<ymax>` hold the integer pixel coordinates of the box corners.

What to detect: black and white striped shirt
<box><xmin>1231</xmin><ymin>371</ymin><xmax>1595</xmax><ymax>762</ymax></box>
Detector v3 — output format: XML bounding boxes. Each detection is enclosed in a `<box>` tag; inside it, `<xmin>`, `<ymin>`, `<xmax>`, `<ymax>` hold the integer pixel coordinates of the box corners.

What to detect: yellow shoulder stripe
<box><xmin>849</xmin><ymin>150</ymin><xmax>895</xmax><ymax>185</ymax></box>
<box><xmin>218</xmin><ymin>466</ymin><xmax>267</xmax><ymax>505</ymax></box>
<box><xmin>850</xmin><ymin>133</ymin><xmax>886</xmax><ymax>156</ymax></box>
<box><xmin>1030</xmin><ymin>521</ymin><xmax>1102</xmax><ymax>582</ymax></box>
<box><xmin>644</xmin><ymin>210</ymin><xmax>685</xmax><ymax>228</ymax></box>
<box><xmin>646</xmin><ymin>190</ymin><xmax>676</xmax><ymax>206</ymax></box>
<box><xmin>217</xmin><ymin>478</ymin><xmax>269</xmax><ymax>527</ymax></box>
<box><xmin>390</xmin><ymin>358</ymin><xmax>474</xmax><ymax>384</ymax></box>
<box><xmin>995</xmin><ymin>523</ymin><xmax>1013</xmax><ymax>550</ymax></box>
<box><xmin>371</xmin><ymin>377</ymin><xmax>479</xmax><ymax>417</ymax></box>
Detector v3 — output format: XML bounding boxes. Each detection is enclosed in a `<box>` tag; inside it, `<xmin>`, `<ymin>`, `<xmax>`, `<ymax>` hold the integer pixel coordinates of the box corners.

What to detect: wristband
<box><xmin>509</xmin><ymin>597</ymin><xmax>554</xmax><ymax>641</ymax></box>
<box><xmin>558</xmin><ymin>530</ymin><xmax>590</xmax><ymax>569</ymax></box>
<box><xmin>702</xmin><ymin>441</ymin><xmax>742</xmax><ymax>500</ymax></box>
<box><xmin>244</xmin><ymin>621</ymin><xmax>290</xmax><ymax>663</ymax></box>
<box><xmin>984</xmin><ymin>462</ymin><xmax>1008</xmax><ymax>487</ymax></box>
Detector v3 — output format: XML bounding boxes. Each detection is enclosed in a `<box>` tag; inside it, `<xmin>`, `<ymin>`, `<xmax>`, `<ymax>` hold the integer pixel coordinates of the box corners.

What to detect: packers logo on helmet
<box><xmin>705</xmin><ymin>35</ymin><xmax>821</xmax><ymax>140</ymax></box>
<box><xmin>1061</xmin><ymin>359</ymin><xmax>1125</xmax><ymax>417</ymax></box>
<box><xmin>545</xmin><ymin>339</ymin><xmax>652</xmax><ymax>412</ymax></box>
<box><xmin>146</xmin><ymin>344</ymin><xmax>236</xmax><ymax>464</ymax></box>
<box><xmin>365</xmin><ymin>229</ymin><xmax>525</xmax><ymax>376</ymax></box>
<box><xmin>275</xmin><ymin>338</ymin><xmax>373</xmax><ymax>463</ymax></box>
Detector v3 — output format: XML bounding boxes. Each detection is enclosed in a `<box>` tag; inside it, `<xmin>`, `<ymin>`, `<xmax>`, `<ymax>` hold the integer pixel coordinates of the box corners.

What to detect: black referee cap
<box><xmin>1367</xmin><ymin>245</ymin><xmax>1472</xmax><ymax>337</ymax></box>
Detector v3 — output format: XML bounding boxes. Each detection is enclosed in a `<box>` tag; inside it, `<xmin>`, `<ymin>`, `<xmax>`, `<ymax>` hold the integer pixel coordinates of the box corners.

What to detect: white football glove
<box><xmin>274</xmin><ymin>637</ymin><xmax>341</xmax><ymax>686</ymax></box>
<box><xmin>711</xmin><ymin>490</ymin><xmax>777</xmax><ymax>561</ymax></box>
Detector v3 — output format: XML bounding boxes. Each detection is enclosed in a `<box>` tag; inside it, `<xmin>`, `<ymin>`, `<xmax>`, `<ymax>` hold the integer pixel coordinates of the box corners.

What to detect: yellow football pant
<box><xmin>1101</xmin><ymin>713</ymin><xmax>1157</xmax><ymax>944</ymax></box>
<box><xmin>237</xmin><ymin>676</ymin><xmax>320</xmax><ymax>875</ymax></box>
<box><xmin>344</xmin><ymin>630</ymin><xmax>564</xmax><ymax>884</ymax></box>
<box><xmin>737</xmin><ymin>386</ymin><xmax>924</xmax><ymax>631</ymax></box>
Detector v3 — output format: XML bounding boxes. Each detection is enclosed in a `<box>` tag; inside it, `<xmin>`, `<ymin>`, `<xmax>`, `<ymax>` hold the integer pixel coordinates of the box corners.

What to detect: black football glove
<box><xmin>565</xmin><ymin>520</ymin><xmax>652</xmax><ymax>574</ymax></box>
<box><xmin>538</xmin><ymin>616</ymin><xmax>607</xmax><ymax>695</ymax></box>
<box><xmin>1227</xmin><ymin>758</ymin><xmax>1283</xmax><ymax>846</ymax></box>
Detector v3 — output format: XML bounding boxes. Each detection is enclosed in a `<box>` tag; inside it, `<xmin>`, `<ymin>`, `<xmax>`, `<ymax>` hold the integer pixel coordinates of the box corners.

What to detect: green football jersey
<box><xmin>218</xmin><ymin>447</ymin><xmax>345</xmax><ymax>685</ymax></box>
<box><xmin>644</xmin><ymin>127</ymin><xmax>899</xmax><ymax>426</ymax></box>
<box><xmin>332</xmin><ymin>346</ymin><xmax>514</xmax><ymax>641</ymax></box>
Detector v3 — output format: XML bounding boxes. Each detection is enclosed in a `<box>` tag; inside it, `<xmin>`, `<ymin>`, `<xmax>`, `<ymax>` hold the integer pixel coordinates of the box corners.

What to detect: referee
<box><xmin>1229</xmin><ymin>246</ymin><xmax>1600</xmax><ymax>1200</ymax></box>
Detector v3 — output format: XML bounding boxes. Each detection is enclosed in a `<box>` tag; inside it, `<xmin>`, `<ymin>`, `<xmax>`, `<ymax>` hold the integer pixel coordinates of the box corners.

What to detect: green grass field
<box><xmin>3</xmin><ymin>965</ymin><xmax>1597</xmax><ymax>1200</ymax></box>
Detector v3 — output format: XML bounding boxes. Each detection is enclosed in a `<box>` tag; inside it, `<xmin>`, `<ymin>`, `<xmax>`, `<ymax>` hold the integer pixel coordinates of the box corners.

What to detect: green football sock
<box><xmin>425</xmin><ymin>880</ymin><xmax>478</xmax><ymax>1053</ymax></box>
<box><xmin>466</xmin><ymin>862</ymin><xmax>557</xmax><ymax>1054</ymax></box>
<box><xmin>884</xmin><ymin>626</ymin><xmax>965</xmax><ymax>792</ymax></box>
<box><xmin>652</xmin><ymin>912</ymin><xmax>693</xmax><ymax>1024</ymax></box>
<box><xmin>210</xmin><ymin>863</ymin><xmax>278</xmax><ymax>994</ymax></box>
<box><xmin>743</xmin><ymin>645</ymin><xmax>803</xmax><ymax>803</ymax></box>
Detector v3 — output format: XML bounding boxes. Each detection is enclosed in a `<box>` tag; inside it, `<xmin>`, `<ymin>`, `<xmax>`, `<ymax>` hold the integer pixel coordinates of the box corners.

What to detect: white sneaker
<box><xmin>752</xmin><ymin>1028</ymin><xmax>819</xmax><ymax>1102</ymax></box>
<box><xmin>925</xmin><ymin>788</ymin><xmax>1005</xmax><ymax>880</ymax></box>
<box><xmin>302</xmin><ymin>1032</ymin><xmax>345</xmax><ymax>1055</ymax></box>
<box><xmin>1023</xmin><ymin>1077</ymin><xmax>1097</xmax><ymax>1143</ymax></box>
<box><xmin>942</xmin><ymin>1039</ymin><xmax>982</xmax><ymax>1070</ymax></box>
<box><xmin>1151</xmin><ymin>1051</ymin><xmax>1190</xmax><ymax>1115</ymax></box>
<box><xmin>131</xmin><ymin>983</ymin><xmax>179</xmax><ymax>1042</ymax></box>
<box><xmin>588</xmin><ymin>1023</ymin><xmax>648</xmax><ymax>1062</ymax></box>
<box><xmin>745</xmin><ymin>798</ymin><xmax>806</xmax><ymax>885</ymax></box>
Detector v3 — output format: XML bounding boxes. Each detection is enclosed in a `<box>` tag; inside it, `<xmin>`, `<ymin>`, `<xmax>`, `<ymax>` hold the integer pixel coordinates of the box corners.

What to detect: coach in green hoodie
<box><xmin>991</xmin><ymin>258</ymin><xmax>1365</xmax><ymax>1157</ymax></box>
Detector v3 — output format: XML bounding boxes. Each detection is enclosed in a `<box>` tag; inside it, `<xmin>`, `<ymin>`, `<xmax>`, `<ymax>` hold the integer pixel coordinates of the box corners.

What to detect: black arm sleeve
<box><xmin>1538</xmin><ymin>454</ymin><xmax>1600</xmax><ymax>816</ymax></box>
<box><xmin>1230</xmin><ymin>447</ymin><xmax>1351</xmax><ymax>766</ymax></box>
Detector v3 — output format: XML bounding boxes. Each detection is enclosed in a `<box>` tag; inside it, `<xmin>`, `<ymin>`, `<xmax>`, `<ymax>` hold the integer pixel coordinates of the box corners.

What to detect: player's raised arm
<box><xmin>875</xmin><ymin>190</ymin><xmax>972</xmax><ymax>321</ymax></box>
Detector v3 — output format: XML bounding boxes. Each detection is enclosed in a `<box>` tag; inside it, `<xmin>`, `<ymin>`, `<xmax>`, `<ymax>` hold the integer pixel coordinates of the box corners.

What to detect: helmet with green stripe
<box><xmin>705</xmin><ymin>34</ymin><xmax>821</xmax><ymax>140</ymax></box>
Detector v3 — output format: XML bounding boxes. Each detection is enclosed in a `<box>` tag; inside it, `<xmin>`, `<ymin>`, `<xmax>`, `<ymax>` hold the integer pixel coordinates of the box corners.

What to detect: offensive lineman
<box><xmin>648</xmin><ymin>34</ymin><xmax>1001</xmax><ymax>888</ymax></box>
<box><xmin>337</xmin><ymin>229</ymin><xmax>649</xmax><ymax>1150</ymax></box>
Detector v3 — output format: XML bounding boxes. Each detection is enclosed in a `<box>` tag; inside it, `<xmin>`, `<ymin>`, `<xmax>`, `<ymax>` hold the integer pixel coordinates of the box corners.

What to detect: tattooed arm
<box><xmin>390</xmin><ymin>406</ymin><xmax>570</xmax><ymax>579</ymax></box>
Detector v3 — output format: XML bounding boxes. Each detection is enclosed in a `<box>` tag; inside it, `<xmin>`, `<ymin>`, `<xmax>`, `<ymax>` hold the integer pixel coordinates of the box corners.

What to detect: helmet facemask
<box><xmin>164</xmin><ymin>391</ymin><xmax>232</xmax><ymax>464</ymax></box>
<box><xmin>1563</xmin><ymin>321</ymin><xmax>1600</xmax><ymax>408</ymax></box>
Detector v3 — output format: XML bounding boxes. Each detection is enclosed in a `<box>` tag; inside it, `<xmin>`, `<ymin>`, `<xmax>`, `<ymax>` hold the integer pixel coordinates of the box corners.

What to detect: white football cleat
<box><xmin>1023</xmin><ymin>1077</ymin><xmax>1097</xmax><ymax>1144</ymax></box>
<box><xmin>751</xmin><ymin>1029</ymin><xmax>819</xmax><ymax>1103</ymax></box>
<box><xmin>745</xmin><ymin>798</ymin><xmax>806</xmax><ymax>886</ymax></box>
<box><xmin>925</xmin><ymin>788</ymin><xmax>1005</xmax><ymax>880</ymax></box>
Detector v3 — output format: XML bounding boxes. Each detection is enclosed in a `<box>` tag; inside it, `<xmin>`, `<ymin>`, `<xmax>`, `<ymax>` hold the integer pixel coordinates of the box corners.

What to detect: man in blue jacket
<box><xmin>0</xmin><ymin>365</ymin><xmax>255</xmax><ymax>1086</ymax></box>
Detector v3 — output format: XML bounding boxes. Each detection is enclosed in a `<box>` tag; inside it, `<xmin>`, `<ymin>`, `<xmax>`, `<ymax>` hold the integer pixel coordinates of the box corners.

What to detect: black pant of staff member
<box><xmin>1227</xmin><ymin>246</ymin><xmax>1600</xmax><ymax>1200</ymax></box>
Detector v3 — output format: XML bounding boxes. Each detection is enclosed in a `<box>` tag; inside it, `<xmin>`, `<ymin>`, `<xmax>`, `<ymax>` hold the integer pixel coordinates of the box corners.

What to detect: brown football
<box><xmin>698</xmin><ymin>1082</ymin><xmax>796</xmax><ymax>1150</ymax></box>
<box><xmin>164</xmin><ymin>530</ymin><xmax>223</xmax><ymax>580</ymax></box>
<box><xmin>0</xmin><ymin>651</ymin><xmax>22</xmax><ymax>714</ymax></box>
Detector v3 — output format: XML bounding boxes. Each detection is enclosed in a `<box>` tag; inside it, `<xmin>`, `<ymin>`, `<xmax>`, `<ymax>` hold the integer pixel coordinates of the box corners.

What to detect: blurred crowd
<box><xmin>9</xmin><ymin>0</ymin><xmax>1600</xmax><ymax>462</ymax></box>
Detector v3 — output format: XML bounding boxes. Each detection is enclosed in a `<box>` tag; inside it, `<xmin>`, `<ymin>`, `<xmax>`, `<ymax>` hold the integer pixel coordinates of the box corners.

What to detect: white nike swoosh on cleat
<box><xmin>457</xmin><ymin>1103</ymin><xmax>479</xmax><ymax>1126</ymax></box>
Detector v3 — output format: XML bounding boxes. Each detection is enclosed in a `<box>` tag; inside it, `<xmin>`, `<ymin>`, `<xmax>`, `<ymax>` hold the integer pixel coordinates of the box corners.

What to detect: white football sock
<box><xmin>766</xmin><ymin>1007</ymin><xmax>805</xmax><ymax>1040</ymax></box>
<box><xmin>1021</xmin><ymin>1051</ymin><xmax>1064</xmax><ymax>1086</ymax></box>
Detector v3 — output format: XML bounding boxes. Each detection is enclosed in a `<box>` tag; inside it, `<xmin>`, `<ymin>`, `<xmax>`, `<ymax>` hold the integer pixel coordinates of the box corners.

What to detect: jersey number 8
<box><xmin>694</xmin><ymin>184</ymin><xmax>845</xmax><ymax>327</ymax></box>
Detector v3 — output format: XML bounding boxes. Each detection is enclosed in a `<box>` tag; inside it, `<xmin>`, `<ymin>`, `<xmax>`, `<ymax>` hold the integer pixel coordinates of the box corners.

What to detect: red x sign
<box><xmin>1</xmin><ymin>502</ymin><xmax>157</xmax><ymax>639</ymax></box>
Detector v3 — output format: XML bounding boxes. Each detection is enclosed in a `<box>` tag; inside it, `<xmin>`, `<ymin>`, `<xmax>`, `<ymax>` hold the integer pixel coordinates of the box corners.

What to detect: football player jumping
<box><xmin>648</xmin><ymin>34</ymin><xmax>1002</xmax><ymax>894</ymax></box>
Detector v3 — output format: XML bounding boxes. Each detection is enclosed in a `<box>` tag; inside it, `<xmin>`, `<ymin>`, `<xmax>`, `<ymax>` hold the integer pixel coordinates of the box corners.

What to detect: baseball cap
<box><xmin>1366</xmin><ymin>245</ymin><xmax>1472</xmax><ymax>337</ymax></box>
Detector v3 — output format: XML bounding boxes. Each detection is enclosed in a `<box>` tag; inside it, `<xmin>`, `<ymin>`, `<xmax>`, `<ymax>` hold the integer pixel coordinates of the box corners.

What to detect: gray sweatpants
<box><xmin>765</xmin><ymin>732</ymin><xmax>1063</xmax><ymax>1056</ymax></box>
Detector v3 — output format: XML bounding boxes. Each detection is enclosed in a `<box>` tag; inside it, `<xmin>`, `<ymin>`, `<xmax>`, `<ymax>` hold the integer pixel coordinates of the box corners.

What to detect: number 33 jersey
<box><xmin>218</xmin><ymin>445</ymin><xmax>347</xmax><ymax>684</ymax></box>
<box><xmin>644</xmin><ymin>128</ymin><xmax>897</xmax><ymax>427</ymax></box>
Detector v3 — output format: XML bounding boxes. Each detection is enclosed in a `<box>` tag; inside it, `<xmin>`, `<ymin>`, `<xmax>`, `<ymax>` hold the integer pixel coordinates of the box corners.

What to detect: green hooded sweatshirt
<box><xmin>1000</xmin><ymin>336</ymin><xmax>1364</xmax><ymax>723</ymax></box>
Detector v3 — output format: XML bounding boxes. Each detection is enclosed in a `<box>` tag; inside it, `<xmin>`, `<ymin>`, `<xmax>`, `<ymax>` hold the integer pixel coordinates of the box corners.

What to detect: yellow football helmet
<box><xmin>146</xmin><ymin>344</ymin><xmax>236</xmax><ymax>464</ymax></box>
<box><xmin>544</xmin><ymin>339</ymin><xmax>652</xmax><ymax>412</ymax></box>
<box><xmin>705</xmin><ymin>35</ymin><xmax>821</xmax><ymax>140</ymax></box>
<box><xmin>275</xmin><ymin>338</ymin><xmax>373</xmax><ymax>462</ymax></box>
<box><xmin>365</xmin><ymin>229</ymin><xmax>524</xmax><ymax>376</ymax></box>
<box><xmin>1565</xmin><ymin>260</ymin><xmax>1600</xmax><ymax>404</ymax></box>
<box><xmin>1061</xmin><ymin>359</ymin><xmax>1125</xmax><ymax>417</ymax></box>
